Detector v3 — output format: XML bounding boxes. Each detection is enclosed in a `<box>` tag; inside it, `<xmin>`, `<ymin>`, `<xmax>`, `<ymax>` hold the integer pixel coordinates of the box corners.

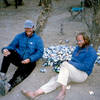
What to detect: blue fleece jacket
<box><xmin>2</xmin><ymin>32</ymin><xmax>44</xmax><ymax>62</ymax></box>
<box><xmin>69</xmin><ymin>45</ymin><xmax>97</xmax><ymax>76</ymax></box>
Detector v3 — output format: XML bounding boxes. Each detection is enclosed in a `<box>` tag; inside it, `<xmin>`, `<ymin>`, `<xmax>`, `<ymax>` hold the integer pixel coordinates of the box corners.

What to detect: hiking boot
<box><xmin>8</xmin><ymin>77</ymin><xmax>21</xmax><ymax>92</ymax></box>
<box><xmin>0</xmin><ymin>72</ymin><xmax>7</xmax><ymax>81</ymax></box>
<box><xmin>0</xmin><ymin>80</ymin><xmax>11</xmax><ymax>96</ymax></box>
<box><xmin>4</xmin><ymin>81</ymin><xmax>11</xmax><ymax>94</ymax></box>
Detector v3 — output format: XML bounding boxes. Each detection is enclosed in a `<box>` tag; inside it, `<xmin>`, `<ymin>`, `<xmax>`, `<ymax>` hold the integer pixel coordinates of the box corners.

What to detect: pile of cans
<box><xmin>41</xmin><ymin>45</ymin><xmax>100</xmax><ymax>73</ymax></box>
<box><xmin>96</xmin><ymin>46</ymin><xmax>100</xmax><ymax>64</ymax></box>
<box><xmin>42</xmin><ymin>45</ymin><xmax>75</xmax><ymax>73</ymax></box>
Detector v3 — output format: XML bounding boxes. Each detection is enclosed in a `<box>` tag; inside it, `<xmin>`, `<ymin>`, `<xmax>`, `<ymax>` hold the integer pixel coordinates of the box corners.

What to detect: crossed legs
<box><xmin>21</xmin><ymin>61</ymin><xmax>88</xmax><ymax>100</ymax></box>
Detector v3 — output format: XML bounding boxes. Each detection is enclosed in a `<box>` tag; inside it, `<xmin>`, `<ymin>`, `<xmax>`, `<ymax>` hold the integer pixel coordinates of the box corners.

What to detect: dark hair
<box><xmin>76</xmin><ymin>32</ymin><xmax>90</xmax><ymax>46</ymax></box>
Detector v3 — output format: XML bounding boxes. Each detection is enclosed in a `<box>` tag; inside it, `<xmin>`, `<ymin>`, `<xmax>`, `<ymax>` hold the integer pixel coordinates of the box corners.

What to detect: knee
<box><xmin>60</xmin><ymin>61</ymin><xmax>71</xmax><ymax>70</ymax></box>
<box><xmin>61</xmin><ymin>61</ymin><xmax>69</xmax><ymax>68</ymax></box>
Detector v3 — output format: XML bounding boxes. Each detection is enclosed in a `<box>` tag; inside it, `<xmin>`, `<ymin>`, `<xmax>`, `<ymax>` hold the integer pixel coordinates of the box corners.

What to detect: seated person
<box><xmin>0</xmin><ymin>20</ymin><xmax>44</xmax><ymax>95</ymax></box>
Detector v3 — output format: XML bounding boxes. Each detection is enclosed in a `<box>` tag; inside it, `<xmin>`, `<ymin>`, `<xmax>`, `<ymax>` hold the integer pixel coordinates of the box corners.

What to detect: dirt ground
<box><xmin>0</xmin><ymin>0</ymin><xmax>100</xmax><ymax>100</ymax></box>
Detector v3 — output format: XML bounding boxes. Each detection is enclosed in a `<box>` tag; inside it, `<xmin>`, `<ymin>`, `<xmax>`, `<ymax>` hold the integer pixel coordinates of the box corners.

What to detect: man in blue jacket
<box><xmin>0</xmin><ymin>20</ymin><xmax>44</xmax><ymax>95</ymax></box>
<box><xmin>21</xmin><ymin>32</ymin><xmax>97</xmax><ymax>100</ymax></box>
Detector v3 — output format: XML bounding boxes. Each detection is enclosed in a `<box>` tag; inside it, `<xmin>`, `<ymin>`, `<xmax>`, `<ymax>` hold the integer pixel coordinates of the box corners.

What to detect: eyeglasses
<box><xmin>76</xmin><ymin>40</ymin><xmax>84</xmax><ymax>43</ymax></box>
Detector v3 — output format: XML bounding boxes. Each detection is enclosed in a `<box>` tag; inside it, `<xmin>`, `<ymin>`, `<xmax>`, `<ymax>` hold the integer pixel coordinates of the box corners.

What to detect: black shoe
<box><xmin>7</xmin><ymin>82</ymin><xmax>17</xmax><ymax>92</ymax></box>
<box><xmin>8</xmin><ymin>86</ymin><xmax>13</xmax><ymax>92</ymax></box>
<box><xmin>8</xmin><ymin>76</ymin><xmax>22</xmax><ymax>91</ymax></box>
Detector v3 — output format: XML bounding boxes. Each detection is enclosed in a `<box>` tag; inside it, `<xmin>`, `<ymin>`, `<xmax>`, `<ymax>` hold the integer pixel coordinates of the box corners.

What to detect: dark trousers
<box><xmin>0</xmin><ymin>50</ymin><xmax>36</xmax><ymax>87</ymax></box>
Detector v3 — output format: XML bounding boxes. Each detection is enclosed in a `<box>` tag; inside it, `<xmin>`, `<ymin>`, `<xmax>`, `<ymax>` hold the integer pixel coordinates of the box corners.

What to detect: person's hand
<box><xmin>21</xmin><ymin>59</ymin><xmax>30</xmax><ymax>64</ymax></box>
<box><xmin>3</xmin><ymin>49</ymin><xmax>11</xmax><ymax>56</ymax></box>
